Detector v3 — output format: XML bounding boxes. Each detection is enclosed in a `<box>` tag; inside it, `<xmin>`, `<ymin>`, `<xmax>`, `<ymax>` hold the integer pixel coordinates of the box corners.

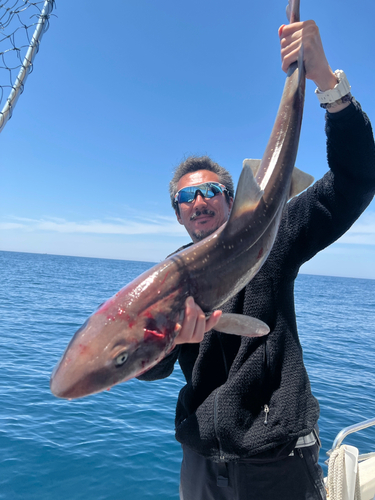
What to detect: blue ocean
<box><xmin>1</xmin><ymin>250</ymin><xmax>374</xmax><ymax>499</ymax></box>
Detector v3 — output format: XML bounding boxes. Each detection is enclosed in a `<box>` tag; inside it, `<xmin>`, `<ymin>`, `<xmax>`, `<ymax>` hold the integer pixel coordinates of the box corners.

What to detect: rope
<box><xmin>355</xmin><ymin>463</ymin><xmax>362</xmax><ymax>500</ymax></box>
<box><xmin>327</xmin><ymin>446</ymin><xmax>362</xmax><ymax>500</ymax></box>
<box><xmin>328</xmin><ymin>447</ymin><xmax>344</xmax><ymax>500</ymax></box>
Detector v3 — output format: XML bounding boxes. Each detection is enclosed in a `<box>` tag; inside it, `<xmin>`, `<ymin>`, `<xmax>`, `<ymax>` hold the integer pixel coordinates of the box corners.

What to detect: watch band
<box><xmin>320</xmin><ymin>93</ymin><xmax>353</xmax><ymax>110</ymax></box>
<box><xmin>315</xmin><ymin>70</ymin><xmax>351</xmax><ymax>104</ymax></box>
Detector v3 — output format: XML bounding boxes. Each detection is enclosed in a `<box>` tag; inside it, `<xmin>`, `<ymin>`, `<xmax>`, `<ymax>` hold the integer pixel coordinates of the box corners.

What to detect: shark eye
<box><xmin>115</xmin><ymin>351</ymin><xmax>128</xmax><ymax>367</ymax></box>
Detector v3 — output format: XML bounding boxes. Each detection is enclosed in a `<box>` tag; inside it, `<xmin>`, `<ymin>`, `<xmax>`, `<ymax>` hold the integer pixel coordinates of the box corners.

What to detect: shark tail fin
<box><xmin>286</xmin><ymin>0</ymin><xmax>300</xmax><ymax>24</ymax></box>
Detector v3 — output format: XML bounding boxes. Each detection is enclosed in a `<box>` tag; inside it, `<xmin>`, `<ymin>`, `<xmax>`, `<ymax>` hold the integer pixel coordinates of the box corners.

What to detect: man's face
<box><xmin>175</xmin><ymin>170</ymin><xmax>233</xmax><ymax>243</ymax></box>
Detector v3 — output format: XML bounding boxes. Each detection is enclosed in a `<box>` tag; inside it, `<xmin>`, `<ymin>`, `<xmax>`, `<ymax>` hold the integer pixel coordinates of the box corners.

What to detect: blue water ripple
<box><xmin>1</xmin><ymin>252</ymin><xmax>374</xmax><ymax>499</ymax></box>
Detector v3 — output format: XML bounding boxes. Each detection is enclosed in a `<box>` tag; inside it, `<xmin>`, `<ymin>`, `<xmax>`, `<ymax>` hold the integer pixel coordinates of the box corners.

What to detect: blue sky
<box><xmin>1</xmin><ymin>0</ymin><xmax>374</xmax><ymax>279</ymax></box>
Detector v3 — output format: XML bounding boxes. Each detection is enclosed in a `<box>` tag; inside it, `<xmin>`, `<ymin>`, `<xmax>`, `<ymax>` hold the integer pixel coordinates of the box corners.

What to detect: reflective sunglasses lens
<box><xmin>176</xmin><ymin>183</ymin><xmax>223</xmax><ymax>204</ymax></box>
<box><xmin>178</xmin><ymin>187</ymin><xmax>199</xmax><ymax>204</ymax></box>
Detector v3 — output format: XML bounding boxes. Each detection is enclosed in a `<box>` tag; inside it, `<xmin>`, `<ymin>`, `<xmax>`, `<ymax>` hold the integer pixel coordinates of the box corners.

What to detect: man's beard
<box><xmin>192</xmin><ymin>227</ymin><xmax>217</xmax><ymax>241</ymax></box>
<box><xmin>190</xmin><ymin>209</ymin><xmax>218</xmax><ymax>241</ymax></box>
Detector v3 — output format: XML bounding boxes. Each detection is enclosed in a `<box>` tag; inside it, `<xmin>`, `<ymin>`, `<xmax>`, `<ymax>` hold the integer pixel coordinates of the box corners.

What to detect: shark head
<box><xmin>50</xmin><ymin>266</ymin><xmax>183</xmax><ymax>399</ymax></box>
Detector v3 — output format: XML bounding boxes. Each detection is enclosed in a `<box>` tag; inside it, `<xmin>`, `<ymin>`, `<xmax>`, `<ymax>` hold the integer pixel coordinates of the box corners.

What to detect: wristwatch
<box><xmin>315</xmin><ymin>70</ymin><xmax>352</xmax><ymax>109</ymax></box>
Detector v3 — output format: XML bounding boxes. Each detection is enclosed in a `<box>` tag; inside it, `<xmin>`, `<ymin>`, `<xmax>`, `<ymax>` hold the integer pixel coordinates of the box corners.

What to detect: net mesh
<box><xmin>0</xmin><ymin>0</ymin><xmax>54</xmax><ymax>132</ymax></box>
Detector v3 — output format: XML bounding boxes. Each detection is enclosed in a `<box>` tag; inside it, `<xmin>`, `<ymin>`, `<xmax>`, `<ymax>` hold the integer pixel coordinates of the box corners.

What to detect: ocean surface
<box><xmin>1</xmin><ymin>250</ymin><xmax>374</xmax><ymax>500</ymax></box>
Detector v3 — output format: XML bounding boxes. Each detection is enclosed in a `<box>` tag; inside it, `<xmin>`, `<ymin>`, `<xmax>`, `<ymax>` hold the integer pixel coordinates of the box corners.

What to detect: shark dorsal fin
<box><xmin>243</xmin><ymin>158</ymin><xmax>262</xmax><ymax>176</ymax></box>
<box><xmin>289</xmin><ymin>166</ymin><xmax>314</xmax><ymax>199</ymax></box>
<box><xmin>223</xmin><ymin>158</ymin><xmax>313</xmax><ymax>237</ymax></box>
<box><xmin>225</xmin><ymin>160</ymin><xmax>263</xmax><ymax>232</ymax></box>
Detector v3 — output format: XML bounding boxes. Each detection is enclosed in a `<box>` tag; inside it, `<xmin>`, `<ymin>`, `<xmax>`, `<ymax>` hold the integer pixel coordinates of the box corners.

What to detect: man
<box><xmin>139</xmin><ymin>20</ymin><xmax>375</xmax><ymax>500</ymax></box>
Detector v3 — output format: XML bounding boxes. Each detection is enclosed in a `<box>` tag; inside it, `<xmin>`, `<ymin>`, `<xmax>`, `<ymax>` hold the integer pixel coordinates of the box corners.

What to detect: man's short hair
<box><xmin>169</xmin><ymin>155</ymin><xmax>235</xmax><ymax>210</ymax></box>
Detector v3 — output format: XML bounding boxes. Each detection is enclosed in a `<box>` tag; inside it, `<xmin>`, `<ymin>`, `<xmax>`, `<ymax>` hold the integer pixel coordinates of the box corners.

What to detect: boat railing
<box><xmin>326</xmin><ymin>417</ymin><xmax>375</xmax><ymax>461</ymax></box>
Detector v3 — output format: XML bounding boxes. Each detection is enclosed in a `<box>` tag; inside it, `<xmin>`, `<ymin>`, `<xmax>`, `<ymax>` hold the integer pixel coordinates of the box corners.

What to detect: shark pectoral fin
<box><xmin>224</xmin><ymin>161</ymin><xmax>263</xmax><ymax>235</ymax></box>
<box><xmin>214</xmin><ymin>313</ymin><xmax>270</xmax><ymax>337</ymax></box>
<box><xmin>288</xmin><ymin>166</ymin><xmax>314</xmax><ymax>199</ymax></box>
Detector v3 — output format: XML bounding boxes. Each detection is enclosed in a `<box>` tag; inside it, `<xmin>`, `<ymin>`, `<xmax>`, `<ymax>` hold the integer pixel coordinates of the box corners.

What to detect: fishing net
<box><xmin>0</xmin><ymin>0</ymin><xmax>55</xmax><ymax>133</ymax></box>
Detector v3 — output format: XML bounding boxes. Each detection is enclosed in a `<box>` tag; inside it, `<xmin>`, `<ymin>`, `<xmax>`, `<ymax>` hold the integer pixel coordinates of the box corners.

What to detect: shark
<box><xmin>50</xmin><ymin>0</ymin><xmax>312</xmax><ymax>399</ymax></box>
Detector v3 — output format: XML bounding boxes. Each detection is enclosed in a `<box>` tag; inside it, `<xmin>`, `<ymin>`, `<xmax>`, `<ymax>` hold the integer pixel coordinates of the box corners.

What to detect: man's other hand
<box><xmin>174</xmin><ymin>297</ymin><xmax>222</xmax><ymax>344</ymax></box>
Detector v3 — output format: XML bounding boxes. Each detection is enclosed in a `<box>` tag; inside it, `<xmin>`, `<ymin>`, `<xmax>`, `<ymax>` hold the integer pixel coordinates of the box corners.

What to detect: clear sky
<box><xmin>1</xmin><ymin>0</ymin><xmax>374</xmax><ymax>279</ymax></box>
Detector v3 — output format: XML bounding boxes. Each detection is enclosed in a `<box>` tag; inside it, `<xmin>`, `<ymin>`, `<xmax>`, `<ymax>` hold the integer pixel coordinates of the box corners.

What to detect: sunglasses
<box><xmin>174</xmin><ymin>182</ymin><xmax>227</xmax><ymax>206</ymax></box>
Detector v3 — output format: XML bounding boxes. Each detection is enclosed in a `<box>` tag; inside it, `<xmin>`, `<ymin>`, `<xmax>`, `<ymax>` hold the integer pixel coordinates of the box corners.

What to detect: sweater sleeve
<box><xmin>136</xmin><ymin>345</ymin><xmax>180</xmax><ymax>381</ymax></box>
<box><xmin>275</xmin><ymin>99</ymin><xmax>375</xmax><ymax>274</ymax></box>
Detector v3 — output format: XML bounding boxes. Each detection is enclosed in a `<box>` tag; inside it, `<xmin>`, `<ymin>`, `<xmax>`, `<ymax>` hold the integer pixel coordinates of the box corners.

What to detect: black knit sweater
<box><xmin>139</xmin><ymin>101</ymin><xmax>375</xmax><ymax>461</ymax></box>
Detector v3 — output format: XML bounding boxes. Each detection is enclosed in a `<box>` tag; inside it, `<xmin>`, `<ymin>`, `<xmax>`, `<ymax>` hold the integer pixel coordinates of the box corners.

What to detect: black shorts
<box><xmin>180</xmin><ymin>440</ymin><xmax>326</xmax><ymax>500</ymax></box>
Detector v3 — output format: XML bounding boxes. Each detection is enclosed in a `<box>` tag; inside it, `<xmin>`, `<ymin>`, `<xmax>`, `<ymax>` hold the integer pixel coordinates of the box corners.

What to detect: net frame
<box><xmin>0</xmin><ymin>0</ymin><xmax>55</xmax><ymax>133</ymax></box>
